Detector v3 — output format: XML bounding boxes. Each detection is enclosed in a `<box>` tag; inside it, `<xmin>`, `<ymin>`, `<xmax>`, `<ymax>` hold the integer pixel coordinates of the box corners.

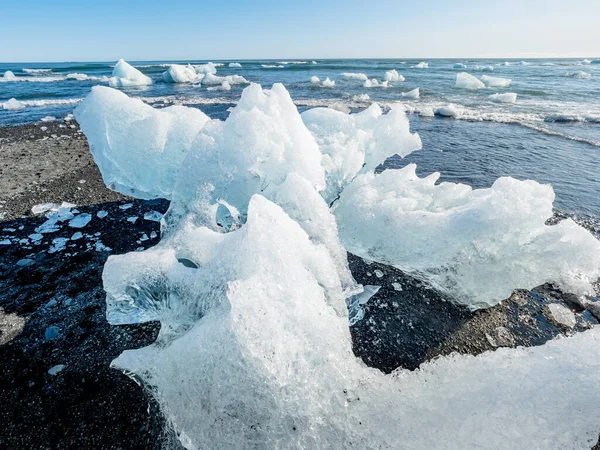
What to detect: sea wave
<box><xmin>22</xmin><ymin>68</ymin><xmax>52</xmax><ymax>74</ymax></box>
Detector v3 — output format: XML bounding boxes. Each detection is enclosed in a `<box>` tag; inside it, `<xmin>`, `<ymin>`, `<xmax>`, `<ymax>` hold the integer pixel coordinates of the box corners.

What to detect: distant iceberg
<box><xmin>453</xmin><ymin>63</ymin><xmax>466</xmax><ymax>69</ymax></box>
<box><xmin>411</xmin><ymin>61</ymin><xmax>428</xmax><ymax>69</ymax></box>
<box><xmin>489</xmin><ymin>93</ymin><xmax>517</xmax><ymax>103</ymax></box>
<box><xmin>193</xmin><ymin>62</ymin><xmax>218</xmax><ymax>75</ymax></box>
<box><xmin>109</xmin><ymin>59</ymin><xmax>153</xmax><ymax>87</ymax></box>
<box><xmin>322</xmin><ymin>77</ymin><xmax>335</xmax><ymax>88</ymax></box>
<box><xmin>364</xmin><ymin>78</ymin><xmax>388</xmax><ymax>88</ymax></box>
<box><xmin>455</xmin><ymin>72</ymin><xmax>485</xmax><ymax>89</ymax></box>
<box><xmin>473</xmin><ymin>65</ymin><xmax>494</xmax><ymax>72</ymax></box>
<box><xmin>481</xmin><ymin>74</ymin><xmax>512</xmax><ymax>88</ymax></box>
<box><xmin>310</xmin><ymin>76</ymin><xmax>335</xmax><ymax>88</ymax></box>
<box><xmin>229</xmin><ymin>62</ymin><xmax>242</xmax><ymax>68</ymax></box>
<box><xmin>435</xmin><ymin>105</ymin><xmax>458</xmax><ymax>117</ymax></box>
<box><xmin>342</xmin><ymin>72</ymin><xmax>368</xmax><ymax>81</ymax></box>
<box><xmin>162</xmin><ymin>64</ymin><xmax>201</xmax><ymax>83</ymax></box>
<box><xmin>383</xmin><ymin>70</ymin><xmax>405</xmax><ymax>82</ymax></box>
<box><xmin>3</xmin><ymin>70</ymin><xmax>17</xmax><ymax>81</ymax></box>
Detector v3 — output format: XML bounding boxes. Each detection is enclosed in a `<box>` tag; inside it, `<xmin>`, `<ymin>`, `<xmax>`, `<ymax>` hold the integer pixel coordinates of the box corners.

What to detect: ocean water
<box><xmin>1</xmin><ymin>58</ymin><xmax>599</xmax><ymax>225</ymax></box>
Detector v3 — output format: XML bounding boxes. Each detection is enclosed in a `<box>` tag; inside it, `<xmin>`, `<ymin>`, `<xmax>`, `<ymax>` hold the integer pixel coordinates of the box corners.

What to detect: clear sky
<box><xmin>3</xmin><ymin>0</ymin><xmax>600</xmax><ymax>62</ymax></box>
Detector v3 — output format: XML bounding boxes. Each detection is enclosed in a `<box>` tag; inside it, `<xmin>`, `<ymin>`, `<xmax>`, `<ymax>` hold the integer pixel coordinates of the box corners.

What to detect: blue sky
<box><xmin>3</xmin><ymin>0</ymin><xmax>600</xmax><ymax>62</ymax></box>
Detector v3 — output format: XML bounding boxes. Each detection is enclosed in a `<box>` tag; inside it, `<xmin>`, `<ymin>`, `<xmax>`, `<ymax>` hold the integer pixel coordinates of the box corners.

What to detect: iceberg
<box><xmin>310</xmin><ymin>75</ymin><xmax>320</xmax><ymax>84</ymax></box>
<box><xmin>108</xmin><ymin>59</ymin><xmax>153</xmax><ymax>87</ymax></box>
<box><xmin>162</xmin><ymin>64</ymin><xmax>202</xmax><ymax>83</ymax></box>
<box><xmin>228</xmin><ymin>62</ymin><xmax>242</xmax><ymax>68</ymax></box>
<box><xmin>3</xmin><ymin>70</ymin><xmax>17</xmax><ymax>81</ymax></box>
<box><xmin>435</xmin><ymin>105</ymin><xmax>458</xmax><ymax>117</ymax></box>
<box><xmin>364</xmin><ymin>78</ymin><xmax>388</xmax><ymax>88</ymax></box>
<box><xmin>489</xmin><ymin>93</ymin><xmax>517</xmax><ymax>103</ymax></box>
<box><xmin>74</xmin><ymin>86</ymin><xmax>210</xmax><ymax>199</ymax></box>
<box><xmin>341</xmin><ymin>72</ymin><xmax>368</xmax><ymax>81</ymax></box>
<box><xmin>401</xmin><ymin>88</ymin><xmax>420</xmax><ymax>99</ymax></box>
<box><xmin>302</xmin><ymin>103</ymin><xmax>422</xmax><ymax>204</ymax></box>
<box><xmin>481</xmin><ymin>75</ymin><xmax>511</xmax><ymax>88</ymax></box>
<box><xmin>193</xmin><ymin>62</ymin><xmax>217</xmax><ymax>75</ymax></box>
<box><xmin>411</xmin><ymin>61</ymin><xmax>428</xmax><ymax>69</ymax></box>
<box><xmin>321</xmin><ymin>77</ymin><xmax>335</xmax><ymax>88</ymax></box>
<box><xmin>201</xmin><ymin>73</ymin><xmax>248</xmax><ymax>86</ymax></box>
<box><xmin>333</xmin><ymin>164</ymin><xmax>600</xmax><ymax>308</ymax></box>
<box><xmin>453</xmin><ymin>63</ymin><xmax>466</xmax><ymax>69</ymax></box>
<box><xmin>383</xmin><ymin>70</ymin><xmax>405</xmax><ymax>82</ymax></box>
<box><xmin>2</xmin><ymin>98</ymin><xmax>26</xmax><ymax>110</ymax></box>
<box><xmin>455</xmin><ymin>72</ymin><xmax>485</xmax><ymax>89</ymax></box>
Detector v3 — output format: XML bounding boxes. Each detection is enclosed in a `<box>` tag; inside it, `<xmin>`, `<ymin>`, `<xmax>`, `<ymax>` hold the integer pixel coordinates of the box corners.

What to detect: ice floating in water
<box><xmin>74</xmin><ymin>86</ymin><xmax>210</xmax><ymax>199</ymax></box>
<box><xmin>334</xmin><ymin>164</ymin><xmax>600</xmax><ymax>308</ymax></box>
<box><xmin>453</xmin><ymin>63</ymin><xmax>466</xmax><ymax>69</ymax></box>
<box><xmin>162</xmin><ymin>64</ymin><xmax>201</xmax><ymax>83</ymax></box>
<box><xmin>2</xmin><ymin>98</ymin><xmax>26</xmax><ymax>111</ymax></box>
<box><xmin>435</xmin><ymin>105</ymin><xmax>458</xmax><ymax>117</ymax></box>
<box><xmin>341</xmin><ymin>72</ymin><xmax>368</xmax><ymax>81</ymax></box>
<box><xmin>310</xmin><ymin>76</ymin><xmax>320</xmax><ymax>84</ymax></box>
<box><xmin>228</xmin><ymin>62</ymin><xmax>242</xmax><ymax>68</ymax></box>
<box><xmin>364</xmin><ymin>78</ymin><xmax>388</xmax><ymax>88</ymax></box>
<box><xmin>481</xmin><ymin>75</ymin><xmax>512</xmax><ymax>88</ymax></box>
<box><xmin>201</xmin><ymin>73</ymin><xmax>248</xmax><ymax>86</ymax></box>
<box><xmin>411</xmin><ymin>62</ymin><xmax>428</xmax><ymax>69</ymax></box>
<box><xmin>383</xmin><ymin>70</ymin><xmax>404</xmax><ymax>82</ymax></box>
<box><xmin>302</xmin><ymin>103</ymin><xmax>422</xmax><ymax>204</ymax></box>
<box><xmin>3</xmin><ymin>70</ymin><xmax>17</xmax><ymax>81</ymax></box>
<box><xmin>581</xmin><ymin>59</ymin><xmax>591</xmax><ymax>65</ymax></box>
<box><xmin>456</xmin><ymin>72</ymin><xmax>485</xmax><ymax>90</ymax></box>
<box><xmin>473</xmin><ymin>65</ymin><xmax>494</xmax><ymax>72</ymax></box>
<box><xmin>321</xmin><ymin>77</ymin><xmax>335</xmax><ymax>88</ymax></box>
<box><xmin>352</xmin><ymin>93</ymin><xmax>370</xmax><ymax>102</ymax></box>
<box><xmin>109</xmin><ymin>59</ymin><xmax>153</xmax><ymax>88</ymax></box>
<box><xmin>489</xmin><ymin>93</ymin><xmax>517</xmax><ymax>104</ymax></box>
<box><xmin>401</xmin><ymin>88</ymin><xmax>420</xmax><ymax>99</ymax></box>
<box><xmin>193</xmin><ymin>62</ymin><xmax>217</xmax><ymax>75</ymax></box>
<box><xmin>310</xmin><ymin>76</ymin><xmax>335</xmax><ymax>88</ymax></box>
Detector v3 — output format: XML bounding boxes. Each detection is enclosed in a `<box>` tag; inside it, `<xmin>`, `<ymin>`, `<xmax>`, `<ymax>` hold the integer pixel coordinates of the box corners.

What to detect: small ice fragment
<box><xmin>0</xmin><ymin>239</ymin><xmax>11</xmax><ymax>245</ymax></box>
<box><xmin>455</xmin><ymin>72</ymin><xmax>485</xmax><ymax>89</ymax></box>
<box><xmin>401</xmin><ymin>88</ymin><xmax>420</xmax><ymax>99</ymax></box>
<box><xmin>384</xmin><ymin>70</ymin><xmax>404</xmax><ymax>82</ymax></box>
<box><xmin>16</xmin><ymin>258</ymin><xmax>34</xmax><ymax>267</ymax></box>
<box><xmin>49</xmin><ymin>237</ymin><xmax>69</xmax><ymax>253</ymax></box>
<box><xmin>2</xmin><ymin>98</ymin><xmax>26</xmax><ymax>111</ymax></box>
<box><xmin>31</xmin><ymin>202</ymin><xmax>55</xmax><ymax>215</ymax></box>
<box><xmin>48</xmin><ymin>364</ymin><xmax>65</xmax><ymax>376</ymax></box>
<box><xmin>97</xmin><ymin>210</ymin><xmax>108</xmax><ymax>218</ymax></box>
<box><xmin>45</xmin><ymin>326</ymin><xmax>60</xmax><ymax>341</ymax></box>
<box><xmin>71</xmin><ymin>232</ymin><xmax>83</xmax><ymax>240</ymax></box>
<box><xmin>229</xmin><ymin>62</ymin><xmax>242</xmax><ymax>68</ymax></box>
<box><xmin>435</xmin><ymin>105</ymin><xmax>458</xmax><ymax>117</ymax></box>
<box><xmin>374</xmin><ymin>269</ymin><xmax>384</xmax><ymax>278</ymax></box>
<box><xmin>127</xmin><ymin>216</ymin><xmax>138</xmax><ymax>223</ymax></box>
<box><xmin>453</xmin><ymin>63</ymin><xmax>467</xmax><ymax>69</ymax></box>
<box><xmin>411</xmin><ymin>62</ymin><xmax>428</xmax><ymax>69</ymax></box>
<box><xmin>139</xmin><ymin>233</ymin><xmax>149</xmax><ymax>242</ymax></box>
<box><xmin>45</xmin><ymin>299</ymin><xmax>57</xmax><ymax>308</ymax></box>
<box><xmin>143</xmin><ymin>211</ymin><xmax>163</xmax><ymax>222</ymax></box>
<box><xmin>546</xmin><ymin>303</ymin><xmax>576</xmax><ymax>328</ymax></box>
<box><xmin>342</xmin><ymin>73</ymin><xmax>368</xmax><ymax>81</ymax></box>
<box><xmin>489</xmin><ymin>93</ymin><xmax>517</xmax><ymax>104</ymax></box>
<box><xmin>69</xmin><ymin>213</ymin><xmax>92</xmax><ymax>228</ymax></box>
<box><xmin>119</xmin><ymin>203</ymin><xmax>133</xmax><ymax>210</ymax></box>
<box><xmin>481</xmin><ymin>75</ymin><xmax>511</xmax><ymax>88</ymax></box>
<box><xmin>109</xmin><ymin>59</ymin><xmax>153</xmax><ymax>87</ymax></box>
<box><xmin>41</xmin><ymin>116</ymin><xmax>56</xmax><ymax>122</ymax></box>
<box><xmin>29</xmin><ymin>233</ymin><xmax>43</xmax><ymax>242</ymax></box>
<box><xmin>150</xmin><ymin>231</ymin><xmax>158</xmax><ymax>239</ymax></box>
<box><xmin>347</xmin><ymin>285</ymin><xmax>381</xmax><ymax>326</ymax></box>
<box><xmin>392</xmin><ymin>282</ymin><xmax>403</xmax><ymax>291</ymax></box>
<box><xmin>40</xmin><ymin>126</ymin><xmax>48</xmax><ymax>131</ymax></box>
<box><xmin>95</xmin><ymin>241</ymin><xmax>112</xmax><ymax>252</ymax></box>
<box><xmin>322</xmin><ymin>78</ymin><xmax>335</xmax><ymax>88</ymax></box>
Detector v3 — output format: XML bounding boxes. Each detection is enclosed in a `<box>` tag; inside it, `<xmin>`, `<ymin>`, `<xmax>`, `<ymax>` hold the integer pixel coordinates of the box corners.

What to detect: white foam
<box><xmin>201</xmin><ymin>73</ymin><xmax>248</xmax><ymax>86</ymax></box>
<box><xmin>22</xmin><ymin>68</ymin><xmax>52</xmax><ymax>74</ymax></box>
<box><xmin>435</xmin><ymin>105</ymin><xmax>459</xmax><ymax>117</ymax></box>
<box><xmin>565</xmin><ymin>71</ymin><xmax>592</xmax><ymax>79</ymax></box>
<box><xmin>322</xmin><ymin>77</ymin><xmax>335</xmax><ymax>88</ymax></box>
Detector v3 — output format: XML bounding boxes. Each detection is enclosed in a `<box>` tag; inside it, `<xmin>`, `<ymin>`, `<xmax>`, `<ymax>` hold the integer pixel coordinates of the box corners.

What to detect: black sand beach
<box><xmin>1</xmin><ymin>120</ymin><xmax>599</xmax><ymax>448</ymax></box>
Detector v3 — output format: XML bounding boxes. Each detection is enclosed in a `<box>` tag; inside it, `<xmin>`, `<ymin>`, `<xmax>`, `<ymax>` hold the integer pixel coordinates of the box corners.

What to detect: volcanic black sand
<box><xmin>1</xmin><ymin>120</ymin><xmax>598</xmax><ymax>449</ymax></box>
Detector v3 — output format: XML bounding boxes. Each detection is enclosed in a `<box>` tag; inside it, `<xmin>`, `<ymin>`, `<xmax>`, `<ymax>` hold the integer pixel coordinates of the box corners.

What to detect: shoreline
<box><xmin>1</xmin><ymin>120</ymin><xmax>599</xmax><ymax>447</ymax></box>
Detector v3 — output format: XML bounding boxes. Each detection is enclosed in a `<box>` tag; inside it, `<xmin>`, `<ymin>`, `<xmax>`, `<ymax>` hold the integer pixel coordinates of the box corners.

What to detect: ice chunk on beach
<box><xmin>108</xmin><ymin>194</ymin><xmax>600</xmax><ymax>449</ymax></box>
<box><xmin>342</xmin><ymin>72</ymin><xmax>368</xmax><ymax>81</ymax></box>
<box><xmin>162</xmin><ymin>64</ymin><xmax>202</xmax><ymax>83</ymax></box>
<box><xmin>481</xmin><ymin>75</ymin><xmax>511</xmax><ymax>88</ymax></box>
<box><xmin>456</xmin><ymin>72</ymin><xmax>485</xmax><ymax>89</ymax></box>
<box><xmin>401</xmin><ymin>88</ymin><xmax>420</xmax><ymax>99</ymax></box>
<box><xmin>68</xmin><ymin>213</ymin><xmax>92</xmax><ymax>228</ymax></box>
<box><xmin>74</xmin><ymin>86</ymin><xmax>210</xmax><ymax>199</ymax></box>
<box><xmin>334</xmin><ymin>164</ymin><xmax>600</xmax><ymax>308</ymax></box>
<box><xmin>109</xmin><ymin>59</ymin><xmax>152</xmax><ymax>88</ymax></box>
<box><xmin>383</xmin><ymin>70</ymin><xmax>404</xmax><ymax>82</ymax></box>
<box><xmin>2</xmin><ymin>98</ymin><xmax>26</xmax><ymax>110</ymax></box>
<box><xmin>489</xmin><ymin>93</ymin><xmax>517</xmax><ymax>103</ymax></box>
<box><xmin>321</xmin><ymin>77</ymin><xmax>335</xmax><ymax>88</ymax></box>
<box><xmin>546</xmin><ymin>303</ymin><xmax>576</xmax><ymax>328</ymax></box>
<box><xmin>302</xmin><ymin>103</ymin><xmax>422</xmax><ymax>204</ymax></box>
<box><xmin>228</xmin><ymin>62</ymin><xmax>242</xmax><ymax>68</ymax></box>
<box><xmin>3</xmin><ymin>70</ymin><xmax>17</xmax><ymax>81</ymax></box>
<box><xmin>411</xmin><ymin>61</ymin><xmax>428</xmax><ymax>69</ymax></box>
<box><xmin>165</xmin><ymin>83</ymin><xmax>326</xmax><ymax>231</ymax></box>
<box><xmin>453</xmin><ymin>63</ymin><xmax>466</xmax><ymax>69</ymax></box>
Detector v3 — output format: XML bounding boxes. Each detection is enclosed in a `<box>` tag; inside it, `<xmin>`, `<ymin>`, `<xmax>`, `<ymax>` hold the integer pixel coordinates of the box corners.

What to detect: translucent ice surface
<box><xmin>341</xmin><ymin>72</ymin><xmax>368</xmax><ymax>81</ymax></box>
<box><xmin>489</xmin><ymin>93</ymin><xmax>517</xmax><ymax>103</ymax></box>
<box><xmin>334</xmin><ymin>164</ymin><xmax>600</xmax><ymax>308</ymax></box>
<box><xmin>455</xmin><ymin>72</ymin><xmax>485</xmax><ymax>89</ymax></box>
<box><xmin>302</xmin><ymin>103</ymin><xmax>422</xmax><ymax>204</ymax></box>
<box><xmin>74</xmin><ymin>86</ymin><xmax>210</xmax><ymax>199</ymax></box>
<box><xmin>481</xmin><ymin>74</ymin><xmax>512</xmax><ymax>88</ymax></box>
<box><xmin>108</xmin><ymin>59</ymin><xmax>153</xmax><ymax>87</ymax></box>
<box><xmin>2</xmin><ymin>98</ymin><xmax>26</xmax><ymax>110</ymax></box>
<box><xmin>401</xmin><ymin>88</ymin><xmax>420</xmax><ymax>99</ymax></box>
<box><xmin>383</xmin><ymin>69</ymin><xmax>404</xmax><ymax>82</ymax></box>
